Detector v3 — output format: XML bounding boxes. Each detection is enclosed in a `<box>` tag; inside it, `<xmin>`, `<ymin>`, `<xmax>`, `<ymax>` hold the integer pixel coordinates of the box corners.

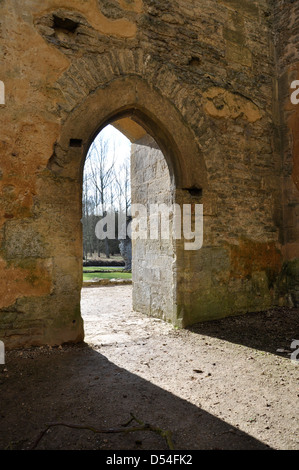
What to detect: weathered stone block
<box><xmin>0</xmin><ymin>0</ymin><xmax>297</xmax><ymax>349</ymax></box>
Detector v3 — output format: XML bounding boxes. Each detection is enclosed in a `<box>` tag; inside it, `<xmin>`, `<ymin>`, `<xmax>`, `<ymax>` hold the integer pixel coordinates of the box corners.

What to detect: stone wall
<box><xmin>131</xmin><ymin>135</ymin><xmax>176</xmax><ymax>323</ymax></box>
<box><xmin>274</xmin><ymin>0</ymin><xmax>299</xmax><ymax>306</ymax></box>
<box><xmin>0</xmin><ymin>0</ymin><xmax>297</xmax><ymax>348</ymax></box>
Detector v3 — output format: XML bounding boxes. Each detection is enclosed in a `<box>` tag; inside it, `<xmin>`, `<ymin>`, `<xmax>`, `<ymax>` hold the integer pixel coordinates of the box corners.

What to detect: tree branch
<box><xmin>29</xmin><ymin>413</ymin><xmax>175</xmax><ymax>450</ymax></box>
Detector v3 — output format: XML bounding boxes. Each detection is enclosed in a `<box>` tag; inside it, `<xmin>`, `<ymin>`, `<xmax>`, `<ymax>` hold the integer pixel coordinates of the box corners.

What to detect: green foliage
<box><xmin>83</xmin><ymin>269</ymin><xmax>132</xmax><ymax>281</ymax></box>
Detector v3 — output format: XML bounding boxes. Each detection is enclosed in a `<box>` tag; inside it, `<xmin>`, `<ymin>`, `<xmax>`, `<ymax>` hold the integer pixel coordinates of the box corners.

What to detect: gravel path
<box><xmin>0</xmin><ymin>285</ymin><xmax>298</xmax><ymax>450</ymax></box>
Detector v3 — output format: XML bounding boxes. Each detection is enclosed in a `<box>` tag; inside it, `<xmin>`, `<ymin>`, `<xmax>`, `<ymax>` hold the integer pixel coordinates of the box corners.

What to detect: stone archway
<box><xmin>52</xmin><ymin>76</ymin><xmax>207</xmax><ymax>189</ymax></box>
<box><xmin>44</xmin><ymin>76</ymin><xmax>208</xmax><ymax>345</ymax></box>
<box><xmin>1</xmin><ymin>61</ymin><xmax>209</xmax><ymax>350</ymax></box>
<box><xmin>1</xmin><ymin>1</ymin><xmax>295</xmax><ymax>351</ymax></box>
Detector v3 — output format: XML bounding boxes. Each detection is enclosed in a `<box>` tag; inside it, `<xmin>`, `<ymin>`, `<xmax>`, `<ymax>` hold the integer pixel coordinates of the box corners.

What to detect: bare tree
<box><xmin>114</xmin><ymin>155</ymin><xmax>132</xmax><ymax>271</ymax></box>
<box><xmin>82</xmin><ymin>128</ymin><xmax>131</xmax><ymax>264</ymax></box>
<box><xmin>88</xmin><ymin>136</ymin><xmax>115</xmax><ymax>258</ymax></box>
<box><xmin>114</xmin><ymin>155</ymin><xmax>131</xmax><ymax>216</ymax></box>
<box><xmin>82</xmin><ymin>157</ymin><xmax>95</xmax><ymax>260</ymax></box>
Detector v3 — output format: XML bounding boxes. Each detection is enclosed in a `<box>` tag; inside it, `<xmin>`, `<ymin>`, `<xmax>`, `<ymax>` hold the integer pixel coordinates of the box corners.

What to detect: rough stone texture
<box><xmin>274</xmin><ymin>0</ymin><xmax>299</xmax><ymax>306</ymax></box>
<box><xmin>131</xmin><ymin>135</ymin><xmax>176</xmax><ymax>323</ymax></box>
<box><xmin>0</xmin><ymin>0</ymin><xmax>298</xmax><ymax>347</ymax></box>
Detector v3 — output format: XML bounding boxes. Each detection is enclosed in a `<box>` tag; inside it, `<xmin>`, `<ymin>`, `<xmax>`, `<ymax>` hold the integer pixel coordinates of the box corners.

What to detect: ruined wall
<box><xmin>0</xmin><ymin>0</ymin><xmax>296</xmax><ymax>348</ymax></box>
<box><xmin>131</xmin><ymin>135</ymin><xmax>176</xmax><ymax>323</ymax></box>
<box><xmin>274</xmin><ymin>0</ymin><xmax>299</xmax><ymax>306</ymax></box>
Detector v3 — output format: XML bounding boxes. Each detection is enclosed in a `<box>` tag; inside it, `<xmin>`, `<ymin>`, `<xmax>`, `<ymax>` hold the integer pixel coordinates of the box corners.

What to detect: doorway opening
<box><xmin>82</xmin><ymin>124</ymin><xmax>132</xmax><ymax>276</ymax></box>
<box><xmin>81</xmin><ymin>116</ymin><xmax>176</xmax><ymax>324</ymax></box>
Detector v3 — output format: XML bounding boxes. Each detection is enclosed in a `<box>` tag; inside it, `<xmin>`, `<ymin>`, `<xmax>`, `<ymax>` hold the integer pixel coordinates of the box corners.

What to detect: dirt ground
<box><xmin>0</xmin><ymin>285</ymin><xmax>298</xmax><ymax>450</ymax></box>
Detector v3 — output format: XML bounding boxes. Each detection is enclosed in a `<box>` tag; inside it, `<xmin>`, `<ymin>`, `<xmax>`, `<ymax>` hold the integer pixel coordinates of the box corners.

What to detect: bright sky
<box><xmin>83</xmin><ymin>124</ymin><xmax>132</xmax><ymax>210</ymax></box>
<box><xmin>90</xmin><ymin>124</ymin><xmax>131</xmax><ymax>170</ymax></box>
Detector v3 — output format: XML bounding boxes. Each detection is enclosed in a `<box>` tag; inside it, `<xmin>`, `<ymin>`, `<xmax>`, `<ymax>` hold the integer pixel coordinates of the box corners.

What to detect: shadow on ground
<box><xmin>0</xmin><ymin>344</ymin><xmax>271</xmax><ymax>450</ymax></box>
<box><xmin>187</xmin><ymin>307</ymin><xmax>299</xmax><ymax>359</ymax></box>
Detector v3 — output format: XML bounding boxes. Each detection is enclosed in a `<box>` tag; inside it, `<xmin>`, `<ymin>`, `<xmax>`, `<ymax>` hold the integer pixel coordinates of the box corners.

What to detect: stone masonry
<box><xmin>131</xmin><ymin>134</ymin><xmax>175</xmax><ymax>323</ymax></box>
<box><xmin>0</xmin><ymin>0</ymin><xmax>298</xmax><ymax>348</ymax></box>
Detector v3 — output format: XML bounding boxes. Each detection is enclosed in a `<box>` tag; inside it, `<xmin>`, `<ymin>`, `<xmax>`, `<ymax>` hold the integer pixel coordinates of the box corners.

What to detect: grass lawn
<box><xmin>83</xmin><ymin>266</ymin><xmax>122</xmax><ymax>271</ymax></box>
<box><xmin>83</xmin><ymin>267</ymin><xmax>132</xmax><ymax>281</ymax></box>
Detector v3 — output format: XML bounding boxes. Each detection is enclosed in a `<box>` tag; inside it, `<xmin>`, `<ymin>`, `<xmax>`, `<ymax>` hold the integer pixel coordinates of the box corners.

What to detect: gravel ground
<box><xmin>0</xmin><ymin>285</ymin><xmax>298</xmax><ymax>450</ymax></box>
